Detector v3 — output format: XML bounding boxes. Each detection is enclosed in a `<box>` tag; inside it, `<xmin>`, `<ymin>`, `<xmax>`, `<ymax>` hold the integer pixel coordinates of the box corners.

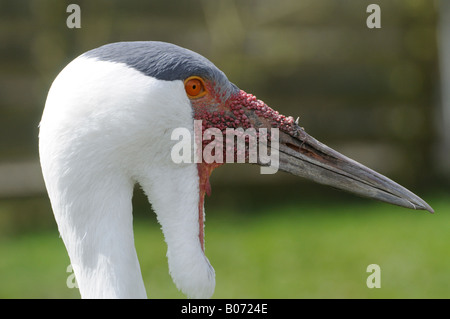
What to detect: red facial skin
<box><xmin>189</xmin><ymin>78</ymin><xmax>297</xmax><ymax>251</ymax></box>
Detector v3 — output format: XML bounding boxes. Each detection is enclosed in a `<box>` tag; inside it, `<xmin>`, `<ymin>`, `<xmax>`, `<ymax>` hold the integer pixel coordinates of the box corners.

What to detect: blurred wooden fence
<box><xmin>0</xmin><ymin>0</ymin><xmax>444</xmax><ymax>197</ymax></box>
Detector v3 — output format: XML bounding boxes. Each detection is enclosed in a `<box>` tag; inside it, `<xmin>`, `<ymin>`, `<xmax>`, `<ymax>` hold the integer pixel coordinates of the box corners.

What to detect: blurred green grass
<box><xmin>0</xmin><ymin>194</ymin><xmax>449</xmax><ymax>298</ymax></box>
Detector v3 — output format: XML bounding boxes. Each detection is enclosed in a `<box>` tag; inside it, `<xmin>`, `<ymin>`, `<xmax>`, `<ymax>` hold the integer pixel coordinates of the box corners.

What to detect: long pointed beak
<box><xmin>224</xmin><ymin>89</ymin><xmax>434</xmax><ymax>213</ymax></box>
<box><xmin>276</xmin><ymin>127</ymin><xmax>434</xmax><ymax>213</ymax></box>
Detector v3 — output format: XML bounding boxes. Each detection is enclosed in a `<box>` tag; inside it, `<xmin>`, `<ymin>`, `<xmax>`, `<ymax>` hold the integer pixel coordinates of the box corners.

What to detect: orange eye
<box><xmin>184</xmin><ymin>76</ymin><xmax>206</xmax><ymax>98</ymax></box>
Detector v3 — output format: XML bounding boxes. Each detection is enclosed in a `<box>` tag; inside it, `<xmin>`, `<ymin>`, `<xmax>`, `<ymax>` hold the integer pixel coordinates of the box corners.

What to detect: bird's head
<box><xmin>92</xmin><ymin>42</ymin><xmax>430</xmax><ymax>214</ymax></box>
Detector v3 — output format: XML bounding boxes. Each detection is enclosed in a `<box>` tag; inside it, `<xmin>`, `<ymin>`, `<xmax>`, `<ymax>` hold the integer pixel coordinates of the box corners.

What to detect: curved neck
<box><xmin>54</xmin><ymin>172</ymin><xmax>146</xmax><ymax>298</ymax></box>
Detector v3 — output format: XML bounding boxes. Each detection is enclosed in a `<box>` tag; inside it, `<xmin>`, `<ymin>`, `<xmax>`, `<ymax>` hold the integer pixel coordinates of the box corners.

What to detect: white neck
<box><xmin>58</xmin><ymin>171</ymin><xmax>146</xmax><ymax>298</ymax></box>
<box><xmin>136</xmin><ymin>162</ymin><xmax>215</xmax><ymax>299</ymax></box>
<box><xmin>39</xmin><ymin>57</ymin><xmax>215</xmax><ymax>298</ymax></box>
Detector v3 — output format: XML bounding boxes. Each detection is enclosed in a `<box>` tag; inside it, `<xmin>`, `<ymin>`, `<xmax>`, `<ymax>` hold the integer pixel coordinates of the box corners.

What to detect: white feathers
<box><xmin>39</xmin><ymin>56</ymin><xmax>215</xmax><ymax>298</ymax></box>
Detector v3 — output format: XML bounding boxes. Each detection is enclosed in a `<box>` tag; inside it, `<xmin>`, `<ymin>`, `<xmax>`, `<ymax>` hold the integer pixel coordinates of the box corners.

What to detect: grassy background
<box><xmin>0</xmin><ymin>192</ymin><xmax>448</xmax><ymax>299</ymax></box>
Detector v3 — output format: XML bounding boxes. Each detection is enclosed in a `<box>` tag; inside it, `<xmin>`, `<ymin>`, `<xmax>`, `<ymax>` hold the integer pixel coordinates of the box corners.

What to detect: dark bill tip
<box><xmin>275</xmin><ymin>129</ymin><xmax>434</xmax><ymax>214</ymax></box>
